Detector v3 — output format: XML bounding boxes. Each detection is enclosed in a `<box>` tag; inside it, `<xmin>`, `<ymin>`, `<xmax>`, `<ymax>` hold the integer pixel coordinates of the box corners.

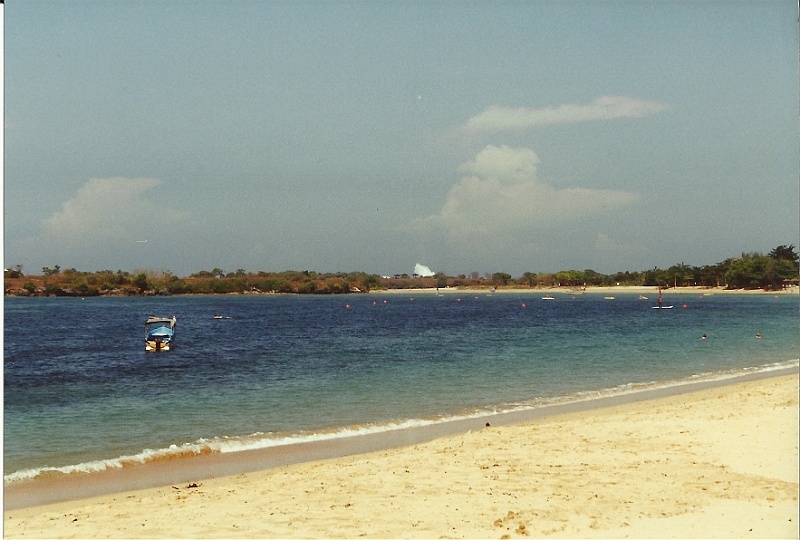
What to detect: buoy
<box><xmin>521</xmin><ymin>303</ymin><xmax>526</xmax><ymax>308</ymax></box>
<box><xmin>683</xmin><ymin>304</ymin><xmax>687</xmax><ymax>308</ymax></box>
<box><xmin>373</xmin><ymin>301</ymin><xmax>377</xmax><ymax>306</ymax></box>
<box><xmin>345</xmin><ymin>304</ymin><xmax>350</xmax><ymax>309</ymax></box>
<box><xmin>457</xmin><ymin>298</ymin><xmax>461</xmax><ymax>302</ymax></box>
<box><xmin>383</xmin><ymin>300</ymin><xmax>387</xmax><ymax>304</ymax></box>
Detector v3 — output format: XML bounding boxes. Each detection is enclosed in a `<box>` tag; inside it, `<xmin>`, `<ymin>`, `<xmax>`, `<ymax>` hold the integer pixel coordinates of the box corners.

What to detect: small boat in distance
<box><xmin>542</xmin><ymin>295</ymin><xmax>555</xmax><ymax>300</ymax></box>
<box><xmin>144</xmin><ymin>316</ymin><xmax>177</xmax><ymax>352</ymax></box>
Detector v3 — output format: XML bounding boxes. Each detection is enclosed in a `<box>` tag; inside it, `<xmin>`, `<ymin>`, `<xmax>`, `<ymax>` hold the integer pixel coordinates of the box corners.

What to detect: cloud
<box><xmin>41</xmin><ymin>177</ymin><xmax>189</xmax><ymax>244</ymax></box>
<box><xmin>457</xmin><ymin>144</ymin><xmax>541</xmax><ymax>181</ymax></box>
<box><xmin>408</xmin><ymin>145</ymin><xmax>639</xmax><ymax>240</ymax></box>
<box><xmin>414</xmin><ymin>263</ymin><xmax>435</xmax><ymax>277</ymax></box>
<box><xmin>463</xmin><ymin>96</ymin><xmax>668</xmax><ymax>132</ymax></box>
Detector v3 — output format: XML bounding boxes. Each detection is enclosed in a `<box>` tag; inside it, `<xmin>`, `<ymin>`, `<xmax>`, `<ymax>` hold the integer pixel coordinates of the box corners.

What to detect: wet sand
<box><xmin>4</xmin><ymin>371</ymin><xmax>797</xmax><ymax>538</ymax></box>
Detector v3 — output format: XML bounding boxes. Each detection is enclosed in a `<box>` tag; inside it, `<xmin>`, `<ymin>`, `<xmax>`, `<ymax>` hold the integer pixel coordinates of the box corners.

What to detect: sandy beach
<box><xmin>4</xmin><ymin>373</ymin><xmax>797</xmax><ymax>539</ymax></box>
<box><xmin>379</xmin><ymin>285</ymin><xmax>800</xmax><ymax>296</ymax></box>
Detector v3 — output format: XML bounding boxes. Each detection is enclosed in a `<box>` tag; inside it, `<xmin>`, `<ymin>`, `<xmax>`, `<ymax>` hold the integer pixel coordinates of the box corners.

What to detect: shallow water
<box><xmin>4</xmin><ymin>292</ymin><xmax>798</xmax><ymax>481</ymax></box>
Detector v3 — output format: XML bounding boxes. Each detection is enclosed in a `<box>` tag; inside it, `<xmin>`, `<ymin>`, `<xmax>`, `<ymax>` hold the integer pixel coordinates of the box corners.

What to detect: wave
<box><xmin>5</xmin><ymin>358</ymin><xmax>797</xmax><ymax>484</ymax></box>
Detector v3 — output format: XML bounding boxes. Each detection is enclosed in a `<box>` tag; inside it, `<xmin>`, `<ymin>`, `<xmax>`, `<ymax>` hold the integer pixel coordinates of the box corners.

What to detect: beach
<box><xmin>5</xmin><ymin>372</ymin><xmax>797</xmax><ymax>539</ymax></box>
<box><xmin>379</xmin><ymin>285</ymin><xmax>800</xmax><ymax>296</ymax></box>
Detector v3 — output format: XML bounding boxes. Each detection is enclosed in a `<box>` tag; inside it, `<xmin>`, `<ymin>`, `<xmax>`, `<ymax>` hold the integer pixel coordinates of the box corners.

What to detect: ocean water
<box><xmin>4</xmin><ymin>292</ymin><xmax>798</xmax><ymax>482</ymax></box>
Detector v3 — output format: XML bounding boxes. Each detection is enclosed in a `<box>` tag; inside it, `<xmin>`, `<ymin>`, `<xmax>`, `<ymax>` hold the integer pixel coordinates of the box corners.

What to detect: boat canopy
<box><xmin>147</xmin><ymin>326</ymin><xmax>174</xmax><ymax>337</ymax></box>
<box><xmin>144</xmin><ymin>316</ymin><xmax>176</xmax><ymax>329</ymax></box>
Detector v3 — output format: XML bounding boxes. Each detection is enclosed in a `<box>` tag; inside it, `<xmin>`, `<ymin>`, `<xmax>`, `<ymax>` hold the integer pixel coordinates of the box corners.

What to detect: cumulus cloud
<box><xmin>41</xmin><ymin>177</ymin><xmax>188</xmax><ymax>244</ymax></box>
<box><xmin>463</xmin><ymin>96</ymin><xmax>668</xmax><ymax>132</ymax></box>
<box><xmin>409</xmin><ymin>145</ymin><xmax>639</xmax><ymax>240</ymax></box>
<box><xmin>414</xmin><ymin>263</ymin><xmax>435</xmax><ymax>277</ymax></box>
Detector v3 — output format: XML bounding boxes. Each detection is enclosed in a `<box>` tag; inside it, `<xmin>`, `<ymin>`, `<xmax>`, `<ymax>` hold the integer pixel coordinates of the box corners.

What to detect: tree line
<box><xmin>5</xmin><ymin>245</ymin><xmax>798</xmax><ymax>297</ymax></box>
<box><xmin>505</xmin><ymin>245</ymin><xmax>799</xmax><ymax>290</ymax></box>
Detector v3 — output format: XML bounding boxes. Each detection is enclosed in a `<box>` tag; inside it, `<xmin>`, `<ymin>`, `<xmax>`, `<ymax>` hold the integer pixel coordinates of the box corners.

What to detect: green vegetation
<box><xmin>4</xmin><ymin>245</ymin><xmax>798</xmax><ymax>296</ymax></box>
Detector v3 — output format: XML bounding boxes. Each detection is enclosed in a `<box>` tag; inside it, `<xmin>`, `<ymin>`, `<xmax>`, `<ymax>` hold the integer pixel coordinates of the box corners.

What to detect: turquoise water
<box><xmin>4</xmin><ymin>292</ymin><xmax>798</xmax><ymax>481</ymax></box>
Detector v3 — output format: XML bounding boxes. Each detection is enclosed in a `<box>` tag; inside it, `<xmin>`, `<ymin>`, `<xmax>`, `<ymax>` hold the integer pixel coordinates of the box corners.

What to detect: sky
<box><xmin>4</xmin><ymin>1</ymin><xmax>798</xmax><ymax>278</ymax></box>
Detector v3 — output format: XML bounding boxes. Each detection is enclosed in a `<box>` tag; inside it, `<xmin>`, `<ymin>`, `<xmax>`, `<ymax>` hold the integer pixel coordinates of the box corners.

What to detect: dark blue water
<box><xmin>4</xmin><ymin>292</ymin><xmax>798</xmax><ymax>480</ymax></box>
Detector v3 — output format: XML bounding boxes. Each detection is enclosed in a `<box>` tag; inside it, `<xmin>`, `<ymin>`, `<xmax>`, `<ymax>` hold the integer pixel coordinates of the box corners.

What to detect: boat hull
<box><xmin>145</xmin><ymin>339</ymin><xmax>174</xmax><ymax>352</ymax></box>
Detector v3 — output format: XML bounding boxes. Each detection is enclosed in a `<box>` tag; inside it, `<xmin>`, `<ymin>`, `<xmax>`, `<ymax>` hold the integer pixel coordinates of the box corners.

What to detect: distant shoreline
<box><xmin>376</xmin><ymin>285</ymin><xmax>799</xmax><ymax>295</ymax></box>
<box><xmin>5</xmin><ymin>284</ymin><xmax>798</xmax><ymax>297</ymax></box>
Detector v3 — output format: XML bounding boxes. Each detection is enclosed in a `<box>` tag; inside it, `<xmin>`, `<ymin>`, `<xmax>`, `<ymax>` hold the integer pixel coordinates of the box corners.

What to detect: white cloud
<box><xmin>409</xmin><ymin>145</ymin><xmax>639</xmax><ymax>241</ymax></box>
<box><xmin>457</xmin><ymin>144</ymin><xmax>540</xmax><ymax>181</ymax></box>
<box><xmin>414</xmin><ymin>263</ymin><xmax>435</xmax><ymax>277</ymax></box>
<box><xmin>41</xmin><ymin>177</ymin><xmax>189</xmax><ymax>244</ymax></box>
<box><xmin>463</xmin><ymin>96</ymin><xmax>668</xmax><ymax>132</ymax></box>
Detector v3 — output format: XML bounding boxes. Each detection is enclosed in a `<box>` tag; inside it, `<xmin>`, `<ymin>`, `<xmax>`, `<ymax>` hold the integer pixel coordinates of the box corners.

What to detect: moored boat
<box><xmin>144</xmin><ymin>316</ymin><xmax>177</xmax><ymax>352</ymax></box>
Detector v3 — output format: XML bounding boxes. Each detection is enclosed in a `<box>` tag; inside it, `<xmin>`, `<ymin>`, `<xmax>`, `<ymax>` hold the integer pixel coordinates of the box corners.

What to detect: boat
<box><xmin>144</xmin><ymin>316</ymin><xmax>177</xmax><ymax>352</ymax></box>
<box><xmin>604</xmin><ymin>296</ymin><xmax>615</xmax><ymax>300</ymax></box>
<box><xmin>638</xmin><ymin>295</ymin><xmax>649</xmax><ymax>300</ymax></box>
<box><xmin>542</xmin><ymin>295</ymin><xmax>555</xmax><ymax>300</ymax></box>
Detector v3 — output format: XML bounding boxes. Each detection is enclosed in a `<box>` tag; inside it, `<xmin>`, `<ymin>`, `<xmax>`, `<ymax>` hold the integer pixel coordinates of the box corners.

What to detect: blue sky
<box><xmin>4</xmin><ymin>1</ymin><xmax>798</xmax><ymax>278</ymax></box>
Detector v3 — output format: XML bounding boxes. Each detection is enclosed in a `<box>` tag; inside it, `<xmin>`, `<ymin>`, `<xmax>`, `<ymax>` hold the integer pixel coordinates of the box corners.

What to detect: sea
<box><xmin>4</xmin><ymin>291</ymin><xmax>798</xmax><ymax>484</ymax></box>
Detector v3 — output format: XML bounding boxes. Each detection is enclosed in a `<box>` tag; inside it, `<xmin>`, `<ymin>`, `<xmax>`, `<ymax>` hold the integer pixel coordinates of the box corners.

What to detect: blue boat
<box><xmin>144</xmin><ymin>316</ymin><xmax>177</xmax><ymax>352</ymax></box>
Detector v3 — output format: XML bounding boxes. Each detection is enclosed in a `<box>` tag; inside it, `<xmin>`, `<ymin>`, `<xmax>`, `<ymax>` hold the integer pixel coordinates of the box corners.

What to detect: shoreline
<box><xmin>5</xmin><ymin>285</ymin><xmax>798</xmax><ymax>298</ymax></box>
<box><xmin>6</xmin><ymin>360</ymin><xmax>798</xmax><ymax>489</ymax></box>
<box><xmin>5</xmin><ymin>371</ymin><xmax>797</xmax><ymax>539</ymax></box>
<box><xmin>378</xmin><ymin>285</ymin><xmax>800</xmax><ymax>295</ymax></box>
<box><xmin>5</xmin><ymin>363</ymin><xmax>797</xmax><ymax>513</ymax></box>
